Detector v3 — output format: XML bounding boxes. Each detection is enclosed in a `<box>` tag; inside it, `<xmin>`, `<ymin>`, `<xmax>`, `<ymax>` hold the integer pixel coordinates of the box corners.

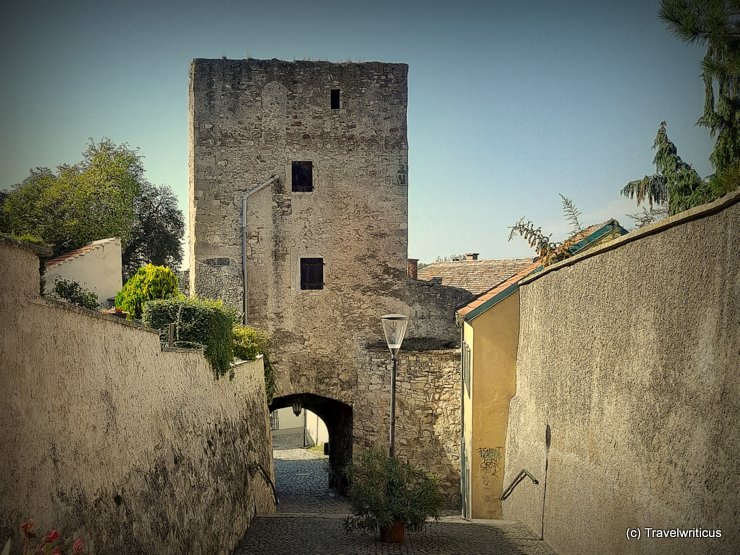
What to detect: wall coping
<box><xmin>33</xmin><ymin>296</ymin><xmax>161</xmax><ymax>334</ymax></box>
<box><xmin>0</xmin><ymin>234</ymin><xmax>53</xmax><ymax>257</ymax></box>
<box><xmin>520</xmin><ymin>189</ymin><xmax>740</xmax><ymax>286</ymax></box>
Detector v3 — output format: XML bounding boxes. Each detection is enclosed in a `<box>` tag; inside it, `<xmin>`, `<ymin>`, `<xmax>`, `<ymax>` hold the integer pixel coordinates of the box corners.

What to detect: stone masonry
<box><xmin>189</xmin><ymin>58</ymin><xmax>471</xmax><ymax>500</ymax></box>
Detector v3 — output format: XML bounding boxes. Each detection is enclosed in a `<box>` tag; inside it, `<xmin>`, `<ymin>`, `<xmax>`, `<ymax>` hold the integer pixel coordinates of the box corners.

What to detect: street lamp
<box><xmin>381</xmin><ymin>314</ymin><xmax>409</xmax><ymax>458</ymax></box>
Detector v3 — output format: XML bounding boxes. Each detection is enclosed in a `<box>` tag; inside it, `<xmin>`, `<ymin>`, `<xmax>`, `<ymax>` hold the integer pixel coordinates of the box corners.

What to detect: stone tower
<box><xmin>189</xmin><ymin>58</ymin><xmax>468</xmax><ymax>496</ymax></box>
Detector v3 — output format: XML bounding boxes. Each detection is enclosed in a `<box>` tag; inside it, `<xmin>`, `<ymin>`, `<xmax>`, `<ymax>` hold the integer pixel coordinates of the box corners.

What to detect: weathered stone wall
<box><xmin>0</xmin><ymin>238</ymin><xmax>275</xmax><ymax>554</ymax></box>
<box><xmin>503</xmin><ymin>193</ymin><xmax>740</xmax><ymax>554</ymax></box>
<box><xmin>189</xmin><ymin>58</ymin><xmax>470</xmax><ymax>492</ymax></box>
<box><xmin>355</xmin><ymin>347</ymin><xmax>461</xmax><ymax>506</ymax></box>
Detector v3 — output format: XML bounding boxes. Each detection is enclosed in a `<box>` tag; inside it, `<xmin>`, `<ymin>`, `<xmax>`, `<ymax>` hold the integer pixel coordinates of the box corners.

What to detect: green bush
<box><xmin>143</xmin><ymin>297</ymin><xmax>234</xmax><ymax>378</ymax></box>
<box><xmin>50</xmin><ymin>278</ymin><xmax>100</xmax><ymax>310</ymax></box>
<box><xmin>115</xmin><ymin>263</ymin><xmax>182</xmax><ymax>319</ymax></box>
<box><xmin>233</xmin><ymin>325</ymin><xmax>275</xmax><ymax>401</ymax></box>
<box><xmin>233</xmin><ymin>325</ymin><xmax>269</xmax><ymax>361</ymax></box>
<box><xmin>344</xmin><ymin>448</ymin><xmax>442</xmax><ymax>535</ymax></box>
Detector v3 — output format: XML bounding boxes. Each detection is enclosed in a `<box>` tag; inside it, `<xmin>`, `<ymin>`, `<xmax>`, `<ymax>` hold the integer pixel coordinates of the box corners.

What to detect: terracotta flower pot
<box><xmin>380</xmin><ymin>520</ymin><xmax>405</xmax><ymax>543</ymax></box>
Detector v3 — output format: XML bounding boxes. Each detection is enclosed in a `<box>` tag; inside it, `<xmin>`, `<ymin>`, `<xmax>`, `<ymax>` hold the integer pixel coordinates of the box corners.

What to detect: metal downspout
<box><xmin>241</xmin><ymin>174</ymin><xmax>278</xmax><ymax>325</ymax></box>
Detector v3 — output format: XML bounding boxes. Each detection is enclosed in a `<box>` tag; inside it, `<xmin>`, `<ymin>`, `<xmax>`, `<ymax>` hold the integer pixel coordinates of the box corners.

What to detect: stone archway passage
<box><xmin>270</xmin><ymin>394</ymin><xmax>352</xmax><ymax>494</ymax></box>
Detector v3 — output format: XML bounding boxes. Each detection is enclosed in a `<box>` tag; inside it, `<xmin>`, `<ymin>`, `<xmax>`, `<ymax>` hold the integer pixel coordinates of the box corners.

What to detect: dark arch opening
<box><xmin>270</xmin><ymin>393</ymin><xmax>353</xmax><ymax>494</ymax></box>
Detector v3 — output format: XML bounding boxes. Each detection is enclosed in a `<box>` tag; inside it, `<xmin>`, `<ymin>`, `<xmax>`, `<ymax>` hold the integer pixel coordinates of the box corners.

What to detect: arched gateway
<box><xmin>270</xmin><ymin>394</ymin><xmax>352</xmax><ymax>493</ymax></box>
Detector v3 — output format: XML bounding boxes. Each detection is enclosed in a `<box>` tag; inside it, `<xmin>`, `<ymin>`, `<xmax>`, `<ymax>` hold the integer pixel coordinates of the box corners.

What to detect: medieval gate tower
<box><xmin>189</xmin><ymin>58</ymin><xmax>467</xmax><ymax>494</ymax></box>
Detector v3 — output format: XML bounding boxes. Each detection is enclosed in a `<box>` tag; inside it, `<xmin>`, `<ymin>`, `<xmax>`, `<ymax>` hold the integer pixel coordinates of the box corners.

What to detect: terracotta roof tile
<box><xmin>417</xmin><ymin>258</ymin><xmax>533</xmax><ymax>295</ymax></box>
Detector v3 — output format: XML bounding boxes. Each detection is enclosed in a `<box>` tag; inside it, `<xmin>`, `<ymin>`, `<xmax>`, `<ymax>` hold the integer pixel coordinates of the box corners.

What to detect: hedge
<box><xmin>143</xmin><ymin>297</ymin><xmax>234</xmax><ymax>378</ymax></box>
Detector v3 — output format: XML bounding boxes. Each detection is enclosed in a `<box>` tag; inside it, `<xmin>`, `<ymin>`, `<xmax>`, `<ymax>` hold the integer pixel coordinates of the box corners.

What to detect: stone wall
<box><xmin>0</xmin><ymin>237</ymin><xmax>275</xmax><ymax>554</ymax></box>
<box><xmin>355</xmin><ymin>347</ymin><xmax>461</xmax><ymax>506</ymax></box>
<box><xmin>502</xmin><ymin>192</ymin><xmax>739</xmax><ymax>554</ymax></box>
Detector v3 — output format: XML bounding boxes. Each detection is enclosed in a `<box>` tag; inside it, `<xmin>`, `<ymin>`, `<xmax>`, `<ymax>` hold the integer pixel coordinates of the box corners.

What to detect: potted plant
<box><xmin>344</xmin><ymin>447</ymin><xmax>442</xmax><ymax>543</ymax></box>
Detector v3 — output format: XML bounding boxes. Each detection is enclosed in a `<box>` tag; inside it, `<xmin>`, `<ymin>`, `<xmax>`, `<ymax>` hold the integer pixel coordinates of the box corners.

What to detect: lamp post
<box><xmin>381</xmin><ymin>314</ymin><xmax>409</xmax><ymax>458</ymax></box>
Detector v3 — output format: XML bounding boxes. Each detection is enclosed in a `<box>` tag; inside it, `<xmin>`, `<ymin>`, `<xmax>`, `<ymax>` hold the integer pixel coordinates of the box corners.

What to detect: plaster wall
<box><xmin>306</xmin><ymin>410</ymin><xmax>329</xmax><ymax>447</ymax></box>
<box><xmin>44</xmin><ymin>238</ymin><xmax>122</xmax><ymax>307</ymax></box>
<box><xmin>468</xmin><ymin>291</ymin><xmax>519</xmax><ymax>519</ymax></box>
<box><xmin>502</xmin><ymin>194</ymin><xmax>739</xmax><ymax>554</ymax></box>
<box><xmin>0</xmin><ymin>238</ymin><xmax>275</xmax><ymax>554</ymax></box>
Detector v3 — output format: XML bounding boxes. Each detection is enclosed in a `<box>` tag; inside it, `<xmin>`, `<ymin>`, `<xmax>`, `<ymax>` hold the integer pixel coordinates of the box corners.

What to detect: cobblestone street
<box><xmin>233</xmin><ymin>432</ymin><xmax>557</xmax><ymax>554</ymax></box>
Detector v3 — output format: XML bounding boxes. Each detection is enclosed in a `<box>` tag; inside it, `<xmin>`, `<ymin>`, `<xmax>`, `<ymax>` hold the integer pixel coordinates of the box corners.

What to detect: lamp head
<box><xmin>381</xmin><ymin>314</ymin><xmax>409</xmax><ymax>358</ymax></box>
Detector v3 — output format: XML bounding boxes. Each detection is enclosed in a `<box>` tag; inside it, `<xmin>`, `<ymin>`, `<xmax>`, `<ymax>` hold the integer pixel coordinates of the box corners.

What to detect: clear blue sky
<box><xmin>0</xmin><ymin>0</ymin><xmax>713</xmax><ymax>263</ymax></box>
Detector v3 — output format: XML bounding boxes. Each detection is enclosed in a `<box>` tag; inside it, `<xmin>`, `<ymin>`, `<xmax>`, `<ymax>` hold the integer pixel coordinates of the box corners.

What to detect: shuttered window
<box><xmin>300</xmin><ymin>258</ymin><xmax>323</xmax><ymax>290</ymax></box>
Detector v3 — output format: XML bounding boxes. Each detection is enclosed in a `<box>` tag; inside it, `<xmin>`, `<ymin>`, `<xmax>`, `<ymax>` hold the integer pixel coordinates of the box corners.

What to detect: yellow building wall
<box><xmin>469</xmin><ymin>290</ymin><xmax>520</xmax><ymax>518</ymax></box>
<box><xmin>462</xmin><ymin>322</ymin><xmax>474</xmax><ymax>517</ymax></box>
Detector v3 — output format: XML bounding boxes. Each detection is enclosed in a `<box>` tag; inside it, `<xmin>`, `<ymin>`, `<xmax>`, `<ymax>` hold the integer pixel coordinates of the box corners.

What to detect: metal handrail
<box><xmin>249</xmin><ymin>462</ymin><xmax>279</xmax><ymax>506</ymax></box>
<box><xmin>500</xmin><ymin>469</ymin><xmax>539</xmax><ymax>501</ymax></box>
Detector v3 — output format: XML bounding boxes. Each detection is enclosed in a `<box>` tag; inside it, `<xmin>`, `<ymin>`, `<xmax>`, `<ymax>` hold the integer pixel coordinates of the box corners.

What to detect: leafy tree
<box><xmin>1</xmin><ymin>139</ymin><xmax>142</xmax><ymax>256</ymax></box>
<box><xmin>660</xmin><ymin>0</ymin><xmax>740</xmax><ymax>173</ymax></box>
<box><xmin>122</xmin><ymin>182</ymin><xmax>184</xmax><ymax>279</ymax></box>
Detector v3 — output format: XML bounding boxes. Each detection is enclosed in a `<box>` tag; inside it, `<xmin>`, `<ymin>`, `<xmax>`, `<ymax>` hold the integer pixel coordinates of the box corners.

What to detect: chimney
<box><xmin>406</xmin><ymin>259</ymin><xmax>418</xmax><ymax>279</ymax></box>
<box><xmin>465</xmin><ymin>253</ymin><xmax>479</xmax><ymax>261</ymax></box>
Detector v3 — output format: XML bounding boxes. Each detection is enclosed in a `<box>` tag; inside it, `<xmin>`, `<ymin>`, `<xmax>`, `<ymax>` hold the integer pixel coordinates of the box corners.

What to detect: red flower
<box><xmin>20</xmin><ymin>519</ymin><xmax>34</xmax><ymax>537</ymax></box>
<box><xmin>45</xmin><ymin>529</ymin><xmax>60</xmax><ymax>542</ymax></box>
<box><xmin>72</xmin><ymin>538</ymin><xmax>84</xmax><ymax>554</ymax></box>
<box><xmin>51</xmin><ymin>547</ymin><xmax>62</xmax><ymax>555</ymax></box>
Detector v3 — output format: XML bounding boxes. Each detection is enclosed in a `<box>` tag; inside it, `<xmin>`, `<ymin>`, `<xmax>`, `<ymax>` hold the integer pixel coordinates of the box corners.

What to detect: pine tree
<box><xmin>660</xmin><ymin>0</ymin><xmax>740</xmax><ymax>172</ymax></box>
<box><xmin>621</xmin><ymin>122</ymin><xmax>704</xmax><ymax>216</ymax></box>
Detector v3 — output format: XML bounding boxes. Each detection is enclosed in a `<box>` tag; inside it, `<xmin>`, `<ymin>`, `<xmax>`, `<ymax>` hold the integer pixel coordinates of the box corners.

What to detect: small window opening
<box><xmin>300</xmin><ymin>258</ymin><xmax>324</xmax><ymax>290</ymax></box>
<box><xmin>292</xmin><ymin>161</ymin><xmax>313</xmax><ymax>192</ymax></box>
<box><xmin>330</xmin><ymin>89</ymin><xmax>340</xmax><ymax>109</ymax></box>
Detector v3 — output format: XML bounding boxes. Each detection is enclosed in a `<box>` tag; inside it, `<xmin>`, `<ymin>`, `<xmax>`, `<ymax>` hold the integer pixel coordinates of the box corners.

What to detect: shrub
<box><xmin>233</xmin><ymin>325</ymin><xmax>269</xmax><ymax>361</ymax></box>
<box><xmin>344</xmin><ymin>448</ymin><xmax>442</xmax><ymax>536</ymax></box>
<box><xmin>115</xmin><ymin>264</ymin><xmax>181</xmax><ymax>319</ymax></box>
<box><xmin>233</xmin><ymin>325</ymin><xmax>275</xmax><ymax>402</ymax></box>
<box><xmin>50</xmin><ymin>278</ymin><xmax>100</xmax><ymax>310</ymax></box>
<box><xmin>143</xmin><ymin>297</ymin><xmax>234</xmax><ymax>378</ymax></box>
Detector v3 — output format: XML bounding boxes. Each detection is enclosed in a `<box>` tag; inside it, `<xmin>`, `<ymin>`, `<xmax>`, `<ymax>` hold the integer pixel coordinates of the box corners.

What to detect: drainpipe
<box><xmin>241</xmin><ymin>174</ymin><xmax>279</xmax><ymax>325</ymax></box>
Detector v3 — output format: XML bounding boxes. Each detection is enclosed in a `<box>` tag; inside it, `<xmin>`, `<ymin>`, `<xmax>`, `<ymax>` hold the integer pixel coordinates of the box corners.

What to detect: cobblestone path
<box><xmin>234</xmin><ymin>433</ymin><xmax>557</xmax><ymax>554</ymax></box>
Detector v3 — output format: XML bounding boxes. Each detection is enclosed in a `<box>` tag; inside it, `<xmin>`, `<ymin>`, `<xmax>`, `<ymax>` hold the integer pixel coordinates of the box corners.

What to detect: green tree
<box><xmin>660</xmin><ymin>0</ymin><xmax>740</xmax><ymax>172</ymax></box>
<box><xmin>0</xmin><ymin>140</ymin><xmax>185</xmax><ymax>276</ymax></box>
<box><xmin>1</xmin><ymin>139</ymin><xmax>142</xmax><ymax>256</ymax></box>
<box><xmin>122</xmin><ymin>182</ymin><xmax>184</xmax><ymax>279</ymax></box>
<box><xmin>621</xmin><ymin>122</ymin><xmax>704</xmax><ymax>216</ymax></box>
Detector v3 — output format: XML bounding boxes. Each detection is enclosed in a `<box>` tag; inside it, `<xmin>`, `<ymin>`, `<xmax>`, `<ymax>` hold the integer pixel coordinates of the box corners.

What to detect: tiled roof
<box><xmin>45</xmin><ymin>237</ymin><xmax>120</xmax><ymax>269</ymax></box>
<box><xmin>456</xmin><ymin>261</ymin><xmax>540</xmax><ymax>318</ymax></box>
<box><xmin>457</xmin><ymin>220</ymin><xmax>627</xmax><ymax>320</ymax></box>
<box><xmin>417</xmin><ymin>258</ymin><xmax>534</xmax><ymax>295</ymax></box>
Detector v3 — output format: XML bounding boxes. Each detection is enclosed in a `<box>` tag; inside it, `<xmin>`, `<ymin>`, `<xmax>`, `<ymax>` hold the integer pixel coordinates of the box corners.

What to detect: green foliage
<box><xmin>2</xmin><ymin>233</ymin><xmax>50</xmax><ymax>247</ymax></box>
<box><xmin>115</xmin><ymin>264</ymin><xmax>182</xmax><ymax>319</ymax></box>
<box><xmin>122</xmin><ymin>182</ymin><xmax>185</xmax><ymax>280</ymax></box>
<box><xmin>508</xmin><ymin>218</ymin><xmax>555</xmax><ymax>258</ymax></box>
<box><xmin>344</xmin><ymin>448</ymin><xmax>442</xmax><ymax>534</ymax></box>
<box><xmin>1</xmin><ymin>140</ymin><xmax>142</xmax><ymax>256</ymax></box>
<box><xmin>621</xmin><ymin>122</ymin><xmax>705</xmax><ymax>216</ymax></box>
<box><xmin>50</xmin><ymin>278</ymin><xmax>100</xmax><ymax>310</ymax></box>
<box><xmin>559</xmin><ymin>193</ymin><xmax>583</xmax><ymax>234</ymax></box>
<box><xmin>233</xmin><ymin>325</ymin><xmax>269</xmax><ymax>360</ymax></box>
<box><xmin>143</xmin><ymin>297</ymin><xmax>235</xmax><ymax>378</ymax></box>
<box><xmin>660</xmin><ymin>0</ymin><xmax>740</xmax><ymax>172</ymax></box>
<box><xmin>0</xmin><ymin>139</ymin><xmax>184</xmax><ymax>276</ymax></box>
<box><xmin>233</xmin><ymin>325</ymin><xmax>276</xmax><ymax>401</ymax></box>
